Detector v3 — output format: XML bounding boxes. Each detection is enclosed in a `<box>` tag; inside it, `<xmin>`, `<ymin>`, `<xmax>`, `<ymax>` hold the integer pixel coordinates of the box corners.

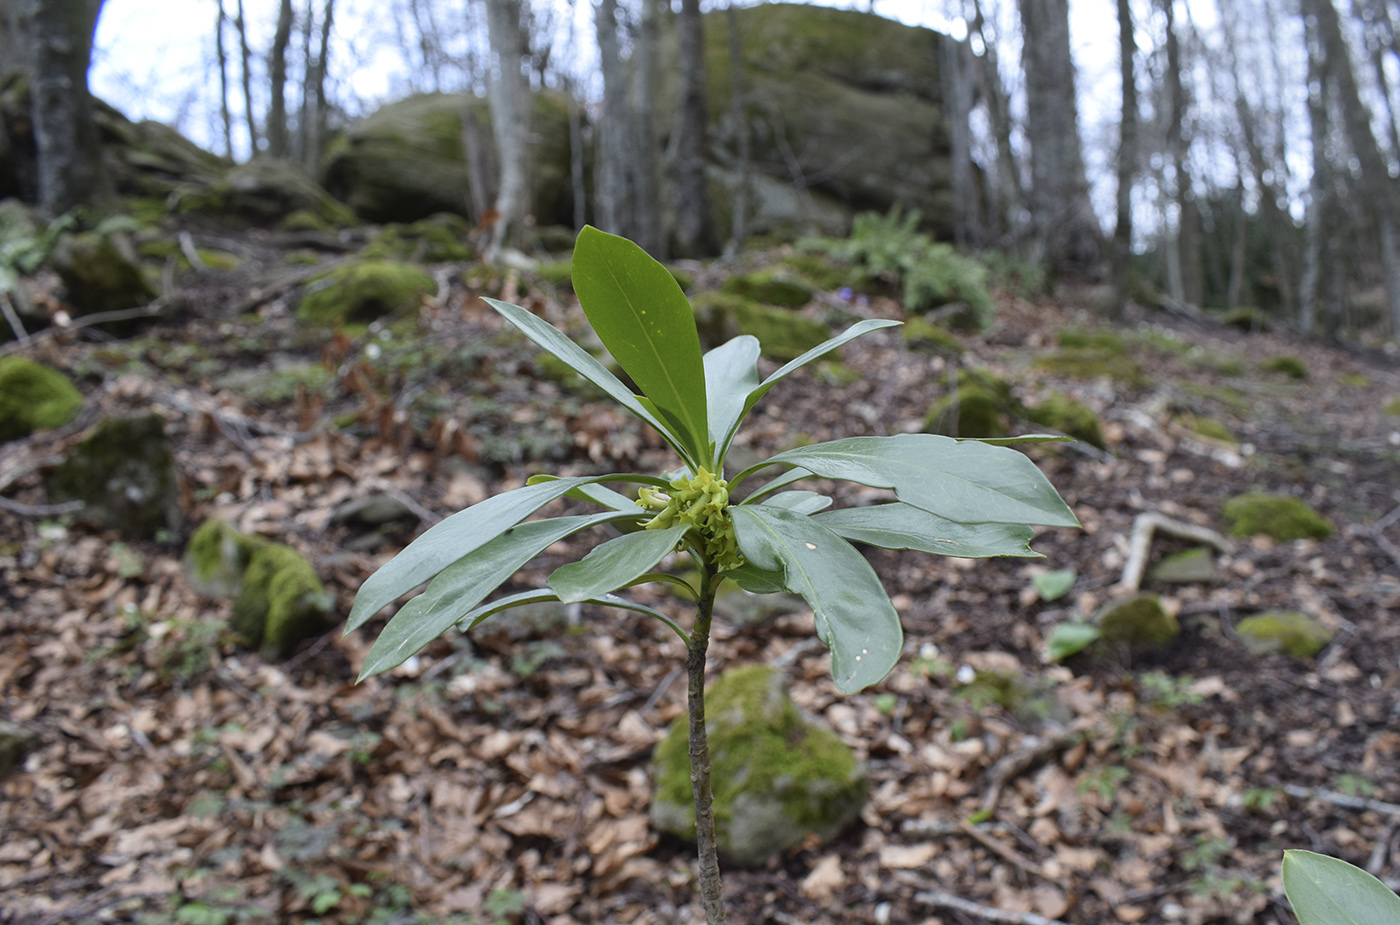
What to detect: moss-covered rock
<box><xmin>1385</xmin><ymin>396</ymin><xmax>1400</xmax><ymax>416</ymax></box>
<box><xmin>0</xmin><ymin>356</ymin><xmax>83</xmax><ymax>442</ymax></box>
<box><xmin>1223</xmin><ymin>492</ymin><xmax>1333</xmax><ymax>541</ymax></box>
<box><xmin>721</xmin><ymin>271</ymin><xmax>814</xmax><ymax>308</ymax></box>
<box><xmin>781</xmin><ymin>251</ymin><xmax>861</xmax><ymax>291</ymax></box>
<box><xmin>1094</xmin><ymin>593</ymin><xmax>1179</xmax><ymax>650</ymax></box>
<box><xmin>1149</xmin><ymin>546</ymin><xmax>1216</xmax><ymax>584</ymax></box>
<box><xmin>48</xmin><ymin>231</ymin><xmax>159</xmax><ymax>319</ymax></box>
<box><xmin>185</xmin><ymin>517</ymin><xmax>267</xmax><ymax>599</ymax></box>
<box><xmin>1261</xmin><ymin>354</ymin><xmax>1308</xmax><ymax>379</ymax></box>
<box><xmin>924</xmin><ymin>386</ymin><xmax>1008</xmax><ymax>438</ymax></box>
<box><xmin>364</xmin><ymin>213</ymin><xmax>475</xmax><ymax>263</ymax></box>
<box><xmin>900</xmin><ymin>316</ymin><xmax>962</xmax><ymax>354</ymax></box>
<box><xmin>1025</xmin><ymin>393</ymin><xmax>1106</xmax><ymax>449</ymax></box>
<box><xmin>1235</xmin><ymin>611</ymin><xmax>1332</xmax><ymax>658</ymax></box>
<box><xmin>46</xmin><ymin>412</ymin><xmax>182</xmax><ymax>540</ymax></box>
<box><xmin>651</xmin><ymin>664</ymin><xmax>867</xmax><ymax>866</ymax></box>
<box><xmin>297</xmin><ymin>260</ymin><xmax>435</xmax><ymax>326</ymax></box>
<box><xmin>691</xmin><ymin>290</ymin><xmax>830</xmax><ymax>362</ymax></box>
<box><xmin>1056</xmin><ymin>328</ymin><xmax>1125</xmax><ymax>354</ymax></box>
<box><xmin>181</xmin><ymin>157</ymin><xmax>356</xmax><ymax>227</ymax></box>
<box><xmin>1034</xmin><ymin>348</ymin><xmax>1150</xmax><ymax>388</ymax></box>
<box><xmin>231</xmin><ymin>543</ymin><xmax>333</xmax><ymax>660</ymax></box>
<box><xmin>1220</xmin><ymin>306</ymin><xmax>1271</xmax><ymax>333</ymax></box>
<box><xmin>1179</xmin><ymin>413</ymin><xmax>1236</xmax><ymax>443</ymax></box>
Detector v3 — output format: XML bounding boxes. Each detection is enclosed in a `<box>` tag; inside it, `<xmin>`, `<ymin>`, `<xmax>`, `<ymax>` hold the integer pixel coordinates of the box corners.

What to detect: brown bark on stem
<box><xmin>686</xmin><ymin>569</ymin><xmax>727</xmax><ymax>924</ymax></box>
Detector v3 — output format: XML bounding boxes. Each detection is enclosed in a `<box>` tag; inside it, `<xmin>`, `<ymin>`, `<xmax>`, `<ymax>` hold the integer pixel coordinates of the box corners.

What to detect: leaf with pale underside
<box><xmin>548</xmin><ymin>524</ymin><xmax>690</xmax><ymax>603</ymax></box>
<box><xmin>766</xmin><ymin>434</ymin><xmax>1080</xmax><ymax>528</ymax></box>
<box><xmin>761</xmin><ymin>491</ymin><xmax>833</xmax><ymax>515</ymax></box>
<box><xmin>347</xmin><ymin>475</ymin><xmax>618</xmax><ymax>632</ymax></box>
<box><xmin>703</xmin><ymin>336</ymin><xmax>761</xmax><ymax>467</ymax></box>
<box><xmin>732</xmin><ymin>505</ymin><xmax>902</xmax><ymax>693</ymax></box>
<box><xmin>815</xmin><ymin>503</ymin><xmax>1040</xmax><ymax>558</ymax></box>
<box><xmin>359</xmin><ymin>512</ymin><xmax>633</xmax><ymax>679</ymax></box>
<box><xmin>1282</xmin><ymin>850</ymin><xmax>1400</xmax><ymax>925</ymax></box>
<box><xmin>572</xmin><ymin>226</ymin><xmax>710</xmax><ymax>464</ymax></box>
<box><xmin>457</xmin><ymin>588</ymin><xmax>689</xmax><ymax>643</ymax></box>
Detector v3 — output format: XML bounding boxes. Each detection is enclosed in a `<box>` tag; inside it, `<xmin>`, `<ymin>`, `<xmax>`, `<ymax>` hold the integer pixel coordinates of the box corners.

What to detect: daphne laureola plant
<box><xmin>346</xmin><ymin>226</ymin><xmax>1080</xmax><ymax>923</ymax></box>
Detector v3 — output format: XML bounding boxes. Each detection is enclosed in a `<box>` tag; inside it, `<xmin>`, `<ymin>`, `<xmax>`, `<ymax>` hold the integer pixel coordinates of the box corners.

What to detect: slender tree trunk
<box><xmin>266</xmin><ymin>0</ymin><xmax>295</xmax><ymax>159</ymax></box>
<box><xmin>594</xmin><ymin>0</ymin><xmax>630</xmax><ymax>237</ymax></box>
<box><xmin>461</xmin><ymin>105</ymin><xmax>492</xmax><ymax>224</ymax></box>
<box><xmin>632</xmin><ymin>0</ymin><xmax>662</xmax><ymax>255</ymax></box>
<box><xmin>216</xmin><ymin>2</ymin><xmax>234</xmax><ymax>158</ymax></box>
<box><xmin>1225</xmin><ymin>181</ymin><xmax>1248</xmax><ymax>310</ymax></box>
<box><xmin>687</xmin><ymin>572</ymin><xmax>727</xmax><ymax>925</ymax></box>
<box><xmin>941</xmin><ymin>35</ymin><xmax>981</xmax><ymax>248</ymax></box>
<box><xmin>1110</xmin><ymin>0</ymin><xmax>1138</xmax><ymax>317</ymax></box>
<box><xmin>483</xmin><ymin>0</ymin><xmax>531</xmax><ymax>254</ymax></box>
<box><xmin>1161</xmin><ymin>0</ymin><xmax>1203</xmax><ymax>306</ymax></box>
<box><xmin>295</xmin><ymin>0</ymin><xmax>313</xmax><ymax>164</ymax></box>
<box><xmin>1016</xmin><ymin>0</ymin><xmax>1101</xmax><ymax>271</ymax></box>
<box><xmin>567</xmin><ymin>82</ymin><xmax>586</xmax><ymax>230</ymax></box>
<box><xmin>29</xmin><ymin>0</ymin><xmax>110</xmax><ymax>217</ymax></box>
<box><xmin>1300</xmin><ymin>9</ymin><xmax>1337</xmax><ymax>336</ymax></box>
<box><xmin>723</xmin><ymin>1</ymin><xmax>751</xmax><ymax>257</ymax></box>
<box><xmin>967</xmin><ymin>0</ymin><xmax>1024</xmax><ymax>250</ymax></box>
<box><xmin>236</xmin><ymin>0</ymin><xmax>259</xmax><ymax>155</ymax></box>
<box><xmin>0</xmin><ymin>0</ymin><xmax>31</xmax><ymax>77</ymax></box>
<box><xmin>671</xmin><ymin>0</ymin><xmax>717</xmax><ymax>257</ymax></box>
<box><xmin>306</xmin><ymin>0</ymin><xmax>333</xmax><ymax>171</ymax></box>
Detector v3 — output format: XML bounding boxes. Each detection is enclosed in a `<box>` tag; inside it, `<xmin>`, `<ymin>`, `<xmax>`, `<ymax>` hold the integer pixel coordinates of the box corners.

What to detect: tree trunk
<box><xmin>941</xmin><ymin>35</ymin><xmax>981</xmax><ymax>248</ymax></box>
<box><xmin>483</xmin><ymin>0</ymin><xmax>531</xmax><ymax>254</ymax></box>
<box><xmin>1110</xmin><ymin>0</ymin><xmax>1138</xmax><ymax>317</ymax></box>
<box><xmin>216</xmin><ymin>2</ymin><xmax>234</xmax><ymax>158</ymax></box>
<box><xmin>266</xmin><ymin>0</ymin><xmax>295</xmax><ymax>159</ymax></box>
<box><xmin>670</xmin><ymin>0</ymin><xmax>717</xmax><ymax>257</ymax></box>
<box><xmin>306</xmin><ymin>0</ymin><xmax>334</xmax><ymax>171</ymax></box>
<box><xmin>1</xmin><ymin>0</ymin><xmax>31</xmax><ymax>78</ymax></box>
<box><xmin>1161</xmin><ymin>0</ymin><xmax>1203</xmax><ymax>307</ymax></box>
<box><xmin>236</xmin><ymin>0</ymin><xmax>259</xmax><ymax>155</ymax></box>
<box><xmin>594</xmin><ymin>0</ymin><xmax>631</xmax><ymax>237</ymax></box>
<box><xmin>967</xmin><ymin>0</ymin><xmax>1024</xmax><ymax>250</ymax></box>
<box><xmin>29</xmin><ymin>0</ymin><xmax>110</xmax><ymax>217</ymax></box>
<box><xmin>632</xmin><ymin>0</ymin><xmax>663</xmax><ymax>255</ymax></box>
<box><xmin>1016</xmin><ymin>0</ymin><xmax>1101</xmax><ymax>271</ymax></box>
<box><xmin>723</xmin><ymin>1</ymin><xmax>751</xmax><ymax>257</ymax></box>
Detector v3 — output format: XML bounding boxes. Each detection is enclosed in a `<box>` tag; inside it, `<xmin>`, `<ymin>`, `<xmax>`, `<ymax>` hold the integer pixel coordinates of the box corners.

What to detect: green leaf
<box><xmin>359</xmin><ymin>512</ymin><xmax>632</xmax><ymax>679</ymax></box>
<box><xmin>721</xmin><ymin>319</ymin><xmax>900</xmax><ymax>460</ymax></box>
<box><xmin>737</xmin><ymin>466</ymin><xmax>812</xmax><ymax>502</ymax></box>
<box><xmin>526</xmin><ymin>474</ymin><xmax>650</xmax><ymax>532</ymax></box>
<box><xmin>346</xmin><ymin>475</ymin><xmax>616</xmax><ymax>633</ymax></box>
<box><xmin>732</xmin><ymin>505</ymin><xmax>902</xmax><ymax>693</ymax></box>
<box><xmin>815</xmin><ymin>503</ymin><xmax>1041</xmax><ymax>558</ymax></box>
<box><xmin>547</xmin><ymin>523</ymin><xmax>690</xmax><ymax>603</ymax></box>
<box><xmin>1045</xmin><ymin>622</ymin><xmax>1100</xmax><ymax>661</ymax></box>
<box><xmin>725</xmin><ymin>562</ymin><xmax>788</xmax><ymax>595</ymax></box>
<box><xmin>703</xmin><ymin>335</ymin><xmax>761</xmax><ymax>467</ymax></box>
<box><xmin>1032</xmin><ymin>568</ymin><xmax>1077</xmax><ymax>601</ymax></box>
<box><xmin>767</xmin><ymin>434</ymin><xmax>1080</xmax><ymax>528</ymax></box>
<box><xmin>458</xmin><ymin>588</ymin><xmax>689</xmax><ymax>643</ymax></box>
<box><xmin>572</xmin><ymin>226</ymin><xmax>710</xmax><ymax>464</ymax></box>
<box><xmin>761</xmin><ymin>491</ymin><xmax>833</xmax><ymax>515</ymax></box>
<box><xmin>487</xmin><ymin>297</ymin><xmax>693</xmax><ymax>462</ymax></box>
<box><xmin>1283</xmin><ymin>850</ymin><xmax>1400</xmax><ymax>925</ymax></box>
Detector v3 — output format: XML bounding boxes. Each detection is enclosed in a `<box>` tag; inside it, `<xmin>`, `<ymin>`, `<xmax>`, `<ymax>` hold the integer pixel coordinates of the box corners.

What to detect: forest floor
<box><xmin>2</xmin><ymin>223</ymin><xmax>1400</xmax><ymax>925</ymax></box>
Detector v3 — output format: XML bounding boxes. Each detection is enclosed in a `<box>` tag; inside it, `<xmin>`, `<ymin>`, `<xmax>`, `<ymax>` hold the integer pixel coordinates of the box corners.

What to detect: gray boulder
<box><xmin>47</xmin><ymin>412</ymin><xmax>182</xmax><ymax>540</ymax></box>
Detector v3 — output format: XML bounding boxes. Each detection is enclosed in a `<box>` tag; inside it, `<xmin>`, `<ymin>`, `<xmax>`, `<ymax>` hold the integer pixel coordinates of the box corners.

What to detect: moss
<box><xmin>280</xmin><ymin>208</ymin><xmax>337</xmax><ymax>233</ymax></box>
<box><xmin>1057</xmin><ymin>328</ymin><xmax>1125</xmax><ymax>355</ymax></box>
<box><xmin>1220</xmin><ymin>306</ymin><xmax>1271</xmax><ymax>333</ymax></box>
<box><xmin>1386</xmin><ymin>397</ymin><xmax>1400</xmax><ymax>416</ymax></box>
<box><xmin>185</xmin><ymin>518</ymin><xmax>267</xmax><ymax>599</ymax></box>
<box><xmin>213</xmin><ymin>361</ymin><xmax>333</xmax><ymax>406</ymax></box>
<box><xmin>0</xmin><ymin>357</ymin><xmax>83</xmax><ymax>442</ymax></box>
<box><xmin>1261</xmin><ymin>354</ymin><xmax>1308</xmax><ymax>379</ymax></box>
<box><xmin>1149</xmin><ymin>546</ymin><xmax>1215</xmax><ymax>584</ymax></box>
<box><xmin>924</xmin><ymin>387</ymin><xmax>1007</xmax><ymax>439</ymax></box>
<box><xmin>722</xmin><ymin>271</ymin><xmax>814</xmax><ymax>308</ymax></box>
<box><xmin>1339</xmin><ymin>374</ymin><xmax>1370</xmax><ymax>389</ymax></box>
<box><xmin>900</xmin><ymin>316</ymin><xmax>962</xmax><ymax>354</ymax></box>
<box><xmin>651</xmin><ymin>665</ymin><xmax>865</xmax><ymax>866</ymax></box>
<box><xmin>533</xmin><ymin>258</ymin><xmax>574</xmax><ymax>289</ymax></box>
<box><xmin>1223</xmin><ymin>493</ymin><xmax>1333</xmax><ymax>541</ymax></box>
<box><xmin>297</xmin><ymin>260</ymin><xmax>435</xmax><ymax>326</ymax></box>
<box><xmin>1180</xmin><ymin>413</ymin><xmax>1236</xmax><ymax>443</ymax></box>
<box><xmin>1035</xmin><ymin>348</ymin><xmax>1151</xmax><ymax>388</ymax></box>
<box><xmin>692</xmin><ymin>290</ymin><xmax>830</xmax><ymax>362</ymax></box>
<box><xmin>1235</xmin><ymin>611</ymin><xmax>1332</xmax><ymax>658</ymax></box>
<box><xmin>46</xmin><ymin>412</ymin><xmax>182</xmax><ymax>540</ymax></box>
<box><xmin>49</xmin><ymin>231</ymin><xmax>159</xmax><ymax>317</ymax></box>
<box><xmin>780</xmin><ymin>252</ymin><xmax>860</xmax><ymax>291</ymax></box>
<box><xmin>1095</xmin><ymin>593</ymin><xmax>1179</xmax><ymax>649</ymax></box>
<box><xmin>1025</xmin><ymin>393</ymin><xmax>1106</xmax><ymax>448</ymax></box>
<box><xmin>1186</xmin><ymin>347</ymin><xmax>1246</xmax><ymax>377</ymax></box>
<box><xmin>231</xmin><ymin>543</ymin><xmax>332</xmax><ymax>660</ymax></box>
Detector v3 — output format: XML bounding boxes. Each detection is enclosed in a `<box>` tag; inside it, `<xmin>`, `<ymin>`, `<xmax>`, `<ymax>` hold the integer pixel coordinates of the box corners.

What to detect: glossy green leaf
<box><xmin>548</xmin><ymin>523</ymin><xmax>690</xmax><ymax>603</ymax></box>
<box><xmin>1033</xmin><ymin>568</ymin><xmax>1077</xmax><ymax>601</ymax></box>
<box><xmin>761</xmin><ymin>491</ymin><xmax>833</xmax><ymax>515</ymax></box>
<box><xmin>487</xmin><ymin>297</ymin><xmax>692</xmax><ymax>462</ymax></box>
<box><xmin>526</xmin><ymin>474</ymin><xmax>650</xmax><ymax>532</ymax></box>
<box><xmin>346</xmin><ymin>475</ymin><xmax>615</xmax><ymax>632</ymax></box>
<box><xmin>725</xmin><ymin>562</ymin><xmax>788</xmax><ymax>595</ymax></box>
<box><xmin>1283</xmin><ymin>850</ymin><xmax>1400</xmax><ymax>925</ymax></box>
<box><xmin>736</xmin><ymin>466</ymin><xmax>812</xmax><ymax>502</ymax></box>
<box><xmin>458</xmin><ymin>588</ymin><xmax>689</xmax><ymax>643</ymax></box>
<box><xmin>815</xmin><ymin>503</ymin><xmax>1041</xmax><ymax>558</ymax></box>
<box><xmin>1045</xmin><ymin>622</ymin><xmax>1100</xmax><ymax>662</ymax></box>
<box><xmin>703</xmin><ymin>336</ymin><xmax>761</xmax><ymax>468</ymax></box>
<box><xmin>767</xmin><ymin>434</ymin><xmax>1080</xmax><ymax>528</ymax></box>
<box><xmin>359</xmin><ymin>512</ymin><xmax>632</xmax><ymax>679</ymax></box>
<box><xmin>732</xmin><ymin>505</ymin><xmax>902</xmax><ymax>693</ymax></box>
<box><xmin>572</xmin><ymin>226</ymin><xmax>710</xmax><ymax>464</ymax></box>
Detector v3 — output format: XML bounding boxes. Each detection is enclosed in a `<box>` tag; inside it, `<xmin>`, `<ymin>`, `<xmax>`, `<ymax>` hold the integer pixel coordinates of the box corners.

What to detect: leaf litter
<box><xmin>1</xmin><ymin>238</ymin><xmax>1399</xmax><ymax>924</ymax></box>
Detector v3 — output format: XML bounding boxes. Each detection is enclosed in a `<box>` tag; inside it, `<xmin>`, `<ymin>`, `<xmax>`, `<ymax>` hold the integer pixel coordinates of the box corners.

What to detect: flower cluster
<box><xmin>637</xmin><ymin>467</ymin><xmax>743</xmax><ymax>570</ymax></box>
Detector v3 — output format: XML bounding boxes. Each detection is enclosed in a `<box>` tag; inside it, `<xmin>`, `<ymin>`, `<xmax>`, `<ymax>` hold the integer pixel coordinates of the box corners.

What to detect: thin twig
<box><xmin>980</xmin><ymin>728</ymin><xmax>1083</xmax><ymax>813</ymax></box>
<box><xmin>957</xmin><ymin>821</ymin><xmax>1065</xmax><ymax>887</ymax></box>
<box><xmin>1117</xmin><ymin>511</ymin><xmax>1234</xmax><ymax>593</ymax></box>
<box><xmin>177</xmin><ymin>230</ymin><xmax>208</xmax><ymax>271</ymax></box>
<box><xmin>0</xmin><ymin>497</ymin><xmax>84</xmax><ymax>517</ymax></box>
<box><xmin>0</xmin><ymin>290</ymin><xmax>29</xmax><ymax>344</ymax></box>
<box><xmin>915</xmin><ymin>889</ymin><xmax>1070</xmax><ymax>925</ymax></box>
<box><xmin>1284</xmin><ymin>784</ymin><xmax>1400</xmax><ymax>817</ymax></box>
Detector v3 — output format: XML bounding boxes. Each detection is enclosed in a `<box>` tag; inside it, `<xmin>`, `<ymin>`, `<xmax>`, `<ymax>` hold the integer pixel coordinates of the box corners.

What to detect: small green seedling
<box><xmin>346</xmin><ymin>226</ymin><xmax>1078</xmax><ymax>924</ymax></box>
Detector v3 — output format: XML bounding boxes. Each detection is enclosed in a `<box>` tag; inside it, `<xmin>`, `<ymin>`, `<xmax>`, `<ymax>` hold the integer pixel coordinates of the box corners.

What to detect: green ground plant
<box><xmin>346</xmin><ymin>226</ymin><xmax>1078</xmax><ymax>923</ymax></box>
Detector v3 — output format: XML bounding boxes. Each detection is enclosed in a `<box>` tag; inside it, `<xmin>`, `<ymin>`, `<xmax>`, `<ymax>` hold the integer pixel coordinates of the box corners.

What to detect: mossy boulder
<box><xmin>1220</xmin><ymin>306</ymin><xmax>1271</xmax><ymax>333</ymax></box>
<box><xmin>46</xmin><ymin>412</ymin><xmax>182</xmax><ymax>540</ymax></box>
<box><xmin>1034</xmin><ymin>348</ymin><xmax>1150</xmax><ymax>389</ymax></box>
<box><xmin>364</xmin><ymin>213</ymin><xmax>475</xmax><ymax>263</ymax></box>
<box><xmin>0</xmin><ymin>356</ymin><xmax>83</xmax><ymax>442</ymax></box>
<box><xmin>691</xmin><ymin>290</ymin><xmax>830</xmax><ymax>362</ymax></box>
<box><xmin>901</xmin><ymin>316</ymin><xmax>962</xmax><ymax>354</ymax></box>
<box><xmin>651</xmin><ymin>664</ymin><xmax>867</xmax><ymax>867</ymax></box>
<box><xmin>297</xmin><ymin>260</ymin><xmax>435</xmax><ymax>326</ymax></box>
<box><xmin>1223</xmin><ymin>492</ymin><xmax>1333</xmax><ymax>542</ymax></box>
<box><xmin>1025</xmin><ymin>393</ymin><xmax>1106</xmax><ymax>449</ymax></box>
<box><xmin>48</xmin><ymin>231</ymin><xmax>159</xmax><ymax>319</ymax></box>
<box><xmin>1261</xmin><ymin>354</ymin><xmax>1308</xmax><ymax>380</ymax></box>
<box><xmin>924</xmin><ymin>386</ymin><xmax>1008</xmax><ymax>438</ymax></box>
<box><xmin>1094</xmin><ymin>593</ymin><xmax>1179</xmax><ymax>650</ymax></box>
<box><xmin>185</xmin><ymin>517</ymin><xmax>267</xmax><ymax>599</ymax></box>
<box><xmin>1149</xmin><ymin>546</ymin><xmax>1216</xmax><ymax>584</ymax></box>
<box><xmin>321</xmin><ymin>91</ymin><xmax>575</xmax><ymax>225</ymax></box>
<box><xmin>231</xmin><ymin>543</ymin><xmax>334</xmax><ymax>660</ymax></box>
<box><xmin>181</xmin><ymin>157</ymin><xmax>356</xmax><ymax>227</ymax></box>
<box><xmin>1235</xmin><ymin>611</ymin><xmax>1332</xmax><ymax>658</ymax></box>
<box><xmin>721</xmin><ymin>271</ymin><xmax>814</xmax><ymax>308</ymax></box>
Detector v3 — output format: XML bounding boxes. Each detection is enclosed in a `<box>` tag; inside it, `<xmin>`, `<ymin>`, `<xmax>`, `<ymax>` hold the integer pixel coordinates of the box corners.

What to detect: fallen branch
<box><xmin>0</xmin><ymin>291</ymin><xmax>29</xmax><ymax>344</ymax></box>
<box><xmin>980</xmin><ymin>728</ymin><xmax>1084</xmax><ymax>814</ymax></box>
<box><xmin>1283</xmin><ymin>784</ymin><xmax>1400</xmax><ymax>817</ymax></box>
<box><xmin>1117</xmin><ymin>511</ymin><xmax>1234</xmax><ymax>593</ymax></box>
<box><xmin>915</xmin><ymin>889</ymin><xmax>1069</xmax><ymax>925</ymax></box>
<box><xmin>0</xmin><ymin>497</ymin><xmax>83</xmax><ymax>517</ymax></box>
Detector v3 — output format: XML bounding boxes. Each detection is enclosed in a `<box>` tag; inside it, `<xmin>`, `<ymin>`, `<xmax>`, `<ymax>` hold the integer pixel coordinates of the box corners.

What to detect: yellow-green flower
<box><xmin>637</xmin><ymin>467</ymin><xmax>744</xmax><ymax>570</ymax></box>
